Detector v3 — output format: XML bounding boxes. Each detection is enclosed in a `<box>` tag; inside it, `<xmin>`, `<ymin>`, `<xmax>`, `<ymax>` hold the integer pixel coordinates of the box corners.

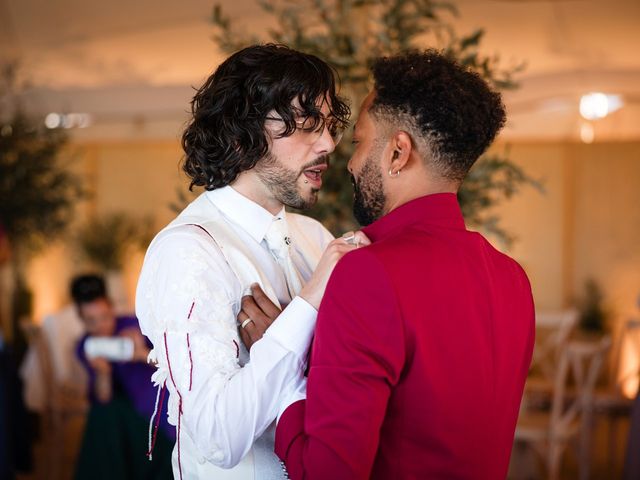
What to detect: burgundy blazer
<box><xmin>276</xmin><ymin>193</ymin><xmax>535</xmax><ymax>479</ymax></box>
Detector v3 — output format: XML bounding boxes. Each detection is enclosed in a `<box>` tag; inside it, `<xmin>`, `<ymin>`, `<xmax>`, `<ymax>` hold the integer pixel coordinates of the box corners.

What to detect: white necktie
<box><xmin>264</xmin><ymin>217</ymin><xmax>303</xmax><ymax>299</ymax></box>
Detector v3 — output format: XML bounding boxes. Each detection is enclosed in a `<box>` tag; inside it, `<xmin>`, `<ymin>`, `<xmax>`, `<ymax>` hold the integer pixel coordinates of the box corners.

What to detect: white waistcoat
<box><xmin>147</xmin><ymin>192</ymin><xmax>324</xmax><ymax>479</ymax></box>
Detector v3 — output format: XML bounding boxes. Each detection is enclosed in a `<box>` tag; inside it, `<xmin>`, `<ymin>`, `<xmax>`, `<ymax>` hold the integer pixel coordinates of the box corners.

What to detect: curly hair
<box><xmin>370</xmin><ymin>50</ymin><xmax>506</xmax><ymax>182</ymax></box>
<box><xmin>182</xmin><ymin>44</ymin><xmax>350</xmax><ymax>191</ymax></box>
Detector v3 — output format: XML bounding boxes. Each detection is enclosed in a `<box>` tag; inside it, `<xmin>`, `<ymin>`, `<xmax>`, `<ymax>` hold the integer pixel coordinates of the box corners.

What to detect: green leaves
<box><xmin>0</xmin><ymin>108</ymin><xmax>85</xmax><ymax>256</ymax></box>
<box><xmin>208</xmin><ymin>0</ymin><xmax>542</xmax><ymax>243</ymax></box>
<box><xmin>577</xmin><ymin>279</ymin><xmax>609</xmax><ymax>333</ymax></box>
<box><xmin>76</xmin><ymin>212</ymin><xmax>154</xmax><ymax>271</ymax></box>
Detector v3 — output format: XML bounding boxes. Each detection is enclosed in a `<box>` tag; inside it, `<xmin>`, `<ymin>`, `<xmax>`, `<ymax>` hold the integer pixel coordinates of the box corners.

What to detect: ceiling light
<box><xmin>579</xmin><ymin>93</ymin><xmax>623</xmax><ymax>120</ymax></box>
<box><xmin>44</xmin><ymin>112</ymin><xmax>92</xmax><ymax>129</ymax></box>
<box><xmin>44</xmin><ymin>113</ymin><xmax>62</xmax><ymax>129</ymax></box>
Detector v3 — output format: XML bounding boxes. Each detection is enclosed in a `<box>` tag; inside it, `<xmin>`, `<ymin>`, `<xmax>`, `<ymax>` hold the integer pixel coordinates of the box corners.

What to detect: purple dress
<box><xmin>76</xmin><ymin>316</ymin><xmax>174</xmax><ymax>440</ymax></box>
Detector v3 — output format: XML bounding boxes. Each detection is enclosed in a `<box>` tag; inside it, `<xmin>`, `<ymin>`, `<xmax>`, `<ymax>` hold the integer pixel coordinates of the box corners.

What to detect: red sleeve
<box><xmin>275</xmin><ymin>249</ymin><xmax>405</xmax><ymax>479</ymax></box>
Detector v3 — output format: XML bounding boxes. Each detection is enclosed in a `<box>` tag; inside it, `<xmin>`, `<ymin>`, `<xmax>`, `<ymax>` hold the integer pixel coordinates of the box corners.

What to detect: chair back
<box><xmin>20</xmin><ymin>319</ymin><xmax>57</xmax><ymax>409</ymax></box>
<box><xmin>532</xmin><ymin>310</ymin><xmax>579</xmax><ymax>382</ymax></box>
<box><xmin>550</xmin><ymin>336</ymin><xmax>612</xmax><ymax>434</ymax></box>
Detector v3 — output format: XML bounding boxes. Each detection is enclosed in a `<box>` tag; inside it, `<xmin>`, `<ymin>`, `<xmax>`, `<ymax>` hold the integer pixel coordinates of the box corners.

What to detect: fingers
<box><xmin>249</xmin><ymin>284</ymin><xmax>282</xmax><ymax>319</ymax></box>
<box><xmin>237</xmin><ymin>291</ymin><xmax>278</xmax><ymax>352</ymax></box>
<box><xmin>239</xmin><ymin>328</ymin><xmax>252</xmax><ymax>352</ymax></box>
<box><xmin>323</xmin><ymin>237</ymin><xmax>361</xmax><ymax>262</ymax></box>
<box><xmin>341</xmin><ymin>230</ymin><xmax>371</xmax><ymax>248</ymax></box>
<box><xmin>353</xmin><ymin>230</ymin><xmax>372</xmax><ymax>246</ymax></box>
<box><xmin>237</xmin><ymin>309</ymin><xmax>259</xmax><ymax>350</ymax></box>
<box><xmin>238</xmin><ymin>322</ymin><xmax>253</xmax><ymax>351</ymax></box>
<box><xmin>241</xmin><ymin>294</ymin><xmax>277</xmax><ymax>328</ymax></box>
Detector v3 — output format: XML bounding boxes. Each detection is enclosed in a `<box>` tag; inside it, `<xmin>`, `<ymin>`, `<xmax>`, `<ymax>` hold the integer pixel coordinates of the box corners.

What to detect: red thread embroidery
<box><xmin>186</xmin><ymin>301</ymin><xmax>195</xmax><ymax>391</ymax></box>
<box><xmin>164</xmin><ymin>332</ymin><xmax>183</xmax><ymax>480</ymax></box>
<box><xmin>146</xmin><ymin>383</ymin><xmax>167</xmax><ymax>460</ymax></box>
<box><xmin>187</xmin><ymin>333</ymin><xmax>193</xmax><ymax>392</ymax></box>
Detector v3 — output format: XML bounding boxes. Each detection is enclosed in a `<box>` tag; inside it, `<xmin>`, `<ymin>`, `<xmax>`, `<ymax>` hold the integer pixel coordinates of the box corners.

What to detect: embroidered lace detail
<box><xmin>136</xmin><ymin>229</ymin><xmax>242</xmax><ymax>461</ymax></box>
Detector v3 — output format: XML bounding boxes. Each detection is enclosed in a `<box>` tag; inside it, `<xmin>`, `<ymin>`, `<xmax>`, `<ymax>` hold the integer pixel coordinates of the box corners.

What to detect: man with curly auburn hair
<box><xmin>274</xmin><ymin>50</ymin><xmax>535</xmax><ymax>479</ymax></box>
<box><xmin>136</xmin><ymin>44</ymin><xmax>369</xmax><ymax>479</ymax></box>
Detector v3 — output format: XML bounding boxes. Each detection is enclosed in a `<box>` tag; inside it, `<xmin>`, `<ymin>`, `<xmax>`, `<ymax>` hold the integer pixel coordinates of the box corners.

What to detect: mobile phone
<box><xmin>84</xmin><ymin>336</ymin><xmax>134</xmax><ymax>361</ymax></box>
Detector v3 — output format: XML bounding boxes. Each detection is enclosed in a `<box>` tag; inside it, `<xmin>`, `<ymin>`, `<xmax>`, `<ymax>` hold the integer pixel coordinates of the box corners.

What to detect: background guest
<box><xmin>72</xmin><ymin>274</ymin><xmax>173</xmax><ymax>480</ymax></box>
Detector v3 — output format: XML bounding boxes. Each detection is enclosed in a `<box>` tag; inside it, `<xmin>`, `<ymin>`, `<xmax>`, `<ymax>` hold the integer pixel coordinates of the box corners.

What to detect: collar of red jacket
<box><xmin>361</xmin><ymin>192</ymin><xmax>466</xmax><ymax>242</ymax></box>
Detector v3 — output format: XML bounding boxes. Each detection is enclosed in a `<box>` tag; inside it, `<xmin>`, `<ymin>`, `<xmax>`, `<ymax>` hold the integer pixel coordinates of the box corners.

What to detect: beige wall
<box><xmin>26</xmin><ymin>140</ymin><xmax>188</xmax><ymax>320</ymax></box>
<box><xmin>490</xmin><ymin>143</ymin><xmax>568</xmax><ymax>310</ymax></box>
<box><xmin>25</xmin><ymin>140</ymin><xmax>640</xmax><ymax>341</ymax></box>
<box><xmin>571</xmin><ymin>144</ymin><xmax>640</xmax><ymax>320</ymax></box>
<box><xmin>490</xmin><ymin>141</ymin><xmax>640</xmax><ymax>323</ymax></box>
<box><xmin>488</xmin><ymin>140</ymin><xmax>640</xmax><ymax>394</ymax></box>
<box><xmin>86</xmin><ymin>141</ymin><xmax>188</xmax><ymax>224</ymax></box>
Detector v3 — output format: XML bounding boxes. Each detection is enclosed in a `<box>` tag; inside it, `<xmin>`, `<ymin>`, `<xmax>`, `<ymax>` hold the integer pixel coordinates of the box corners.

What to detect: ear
<box><xmin>387</xmin><ymin>131</ymin><xmax>413</xmax><ymax>175</ymax></box>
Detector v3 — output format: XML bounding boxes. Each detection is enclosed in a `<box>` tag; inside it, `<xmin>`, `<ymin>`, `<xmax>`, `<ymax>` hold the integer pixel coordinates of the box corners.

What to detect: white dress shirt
<box><xmin>135</xmin><ymin>186</ymin><xmax>333</xmax><ymax>479</ymax></box>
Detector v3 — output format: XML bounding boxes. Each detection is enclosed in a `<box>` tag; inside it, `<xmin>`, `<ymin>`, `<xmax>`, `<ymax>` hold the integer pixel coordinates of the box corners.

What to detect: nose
<box><xmin>315</xmin><ymin>124</ymin><xmax>336</xmax><ymax>155</ymax></box>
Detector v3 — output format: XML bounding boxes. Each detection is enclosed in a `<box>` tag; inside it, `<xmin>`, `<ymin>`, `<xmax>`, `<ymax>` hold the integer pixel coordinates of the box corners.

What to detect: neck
<box><xmin>384</xmin><ymin>171</ymin><xmax>458</xmax><ymax>215</ymax></box>
<box><xmin>231</xmin><ymin>171</ymin><xmax>283</xmax><ymax>215</ymax></box>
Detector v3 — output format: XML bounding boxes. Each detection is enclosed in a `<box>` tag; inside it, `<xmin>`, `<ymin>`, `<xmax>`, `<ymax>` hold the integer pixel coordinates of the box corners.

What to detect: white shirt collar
<box><xmin>205</xmin><ymin>186</ymin><xmax>285</xmax><ymax>245</ymax></box>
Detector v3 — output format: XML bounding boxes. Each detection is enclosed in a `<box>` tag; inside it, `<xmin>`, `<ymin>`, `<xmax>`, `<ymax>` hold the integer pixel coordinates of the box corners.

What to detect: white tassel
<box><xmin>147</xmin><ymin>382</ymin><xmax>163</xmax><ymax>461</ymax></box>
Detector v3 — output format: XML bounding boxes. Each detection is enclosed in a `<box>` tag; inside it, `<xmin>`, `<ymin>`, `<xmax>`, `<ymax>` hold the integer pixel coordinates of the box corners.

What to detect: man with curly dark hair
<box><xmin>273</xmin><ymin>50</ymin><xmax>535</xmax><ymax>479</ymax></box>
<box><xmin>136</xmin><ymin>44</ymin><xmax>368</xmax><ymax>479</ymax></box>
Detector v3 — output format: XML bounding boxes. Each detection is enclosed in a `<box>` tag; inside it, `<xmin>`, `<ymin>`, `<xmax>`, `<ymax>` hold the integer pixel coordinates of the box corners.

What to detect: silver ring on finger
<box><xmin>241</xmin><ymin>318</ymin><xmax>255</xmax><ymax>329</ymax></box>
<box><xmin>342</xmin><ymin>232</ymin><xmax>356</xmax><ymax>245</ymax></box>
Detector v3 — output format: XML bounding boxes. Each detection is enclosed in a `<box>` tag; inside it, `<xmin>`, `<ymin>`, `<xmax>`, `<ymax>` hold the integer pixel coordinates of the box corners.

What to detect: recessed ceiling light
<box><xmin>579</xmin><ymin>93</ymin><xmax>623</xmax><ymax>120</ymax></box>
<box><xmin>44</xmin><ymin>112</ymin><xmax>92</xmax><ymax>129</ymax></box>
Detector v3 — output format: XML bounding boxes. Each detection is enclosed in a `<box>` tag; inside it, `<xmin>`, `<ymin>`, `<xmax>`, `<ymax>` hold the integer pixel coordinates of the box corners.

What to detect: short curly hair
<box><xmin>370</xmin><ymin>50</ymin><xmax>506</xmax><ymax>182</ymax></box>
<box><xmin>182</xmin><ymin>44</ymin><xmax>350</xmax><ymax>191</ymax></box>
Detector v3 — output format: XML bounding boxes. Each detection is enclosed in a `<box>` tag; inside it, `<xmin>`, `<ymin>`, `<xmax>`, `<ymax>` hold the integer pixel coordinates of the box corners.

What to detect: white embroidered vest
<box><xmin>146</xmin><ymin>192</ymin><xmax>323</xmax><ymax>479</ymax></box>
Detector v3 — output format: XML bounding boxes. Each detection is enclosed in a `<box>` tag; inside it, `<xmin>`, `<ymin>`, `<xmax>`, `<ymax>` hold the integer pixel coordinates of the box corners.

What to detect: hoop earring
<box><xmin>388</xmin><ymin>169</ymin><xmax>401</xmax><ymax>178</ymax></box>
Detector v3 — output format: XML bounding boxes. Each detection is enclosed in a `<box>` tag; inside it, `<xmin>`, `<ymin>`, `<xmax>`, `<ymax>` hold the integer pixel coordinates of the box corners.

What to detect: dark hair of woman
<box><xmin>70</xmin><ymin>274</ymin><xmax>107</xmax><ymax>305</ymax></box>
<box><xmin>182</xmin><ymin>43</ymin><xmax>350</xmax><ymax>191</ymax></box>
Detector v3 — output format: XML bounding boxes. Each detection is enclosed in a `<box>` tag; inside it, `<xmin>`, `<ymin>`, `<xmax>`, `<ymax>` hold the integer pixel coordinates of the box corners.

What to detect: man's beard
<box><xmin>255</xmin><ymin>153</ymin><xmax>327</xmax><ymax>210</ymax></box>
<box><xmin>351</xmin><ymin>151</ymin><xmax>386</xmax><ymax>227</ymax></box>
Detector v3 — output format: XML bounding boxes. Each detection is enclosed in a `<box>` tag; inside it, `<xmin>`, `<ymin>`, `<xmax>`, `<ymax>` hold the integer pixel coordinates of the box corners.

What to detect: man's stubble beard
<box><xmin>254</xmin><ymin>153</ymin><xmax>325</xmax><ymax>210</ymax></box>
<box><xmin>351</xmin><ymin>143</ymin><xmax>386</xmax><ymax>227</ymax></box>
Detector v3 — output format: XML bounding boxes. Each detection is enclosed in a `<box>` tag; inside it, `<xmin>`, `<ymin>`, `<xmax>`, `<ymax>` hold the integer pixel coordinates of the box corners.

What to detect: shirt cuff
<box><xmin>264</xmin><ymin>296</ymin><xmax>317</xmax><ymax>357</ymax></box>
<box><xmin>277</xmin><ymin>376</ymin><xmax>307</xmax><ymax>423</ymax></box>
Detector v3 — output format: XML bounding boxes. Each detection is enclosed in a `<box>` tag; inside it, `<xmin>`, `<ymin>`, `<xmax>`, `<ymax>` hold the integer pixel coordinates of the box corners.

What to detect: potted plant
<box><xmin>76</xmin><ymin>212</ymin><xmax>154</xmax><ymax>312</ymax></box>
<box><xmin>0</xmin><ymin>62</ymin><xmax>85</xmax><ymax>346</ymax></box>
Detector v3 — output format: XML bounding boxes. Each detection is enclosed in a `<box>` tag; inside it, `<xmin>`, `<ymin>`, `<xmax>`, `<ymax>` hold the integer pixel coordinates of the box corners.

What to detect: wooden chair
<box><xmin>515</xmin><ymin>336</ymin><xmax>612</xmax><ymax>480</ymax></box>
<box><xmin>592</xmin><ymin>318</ymin><xmax>640</xmax><ymax>470</ymax></box>
<box><xmin>525</xmin><ymin>310</ymin><xmax>579</xmax><ymax>405</ymax></box>
<box><xmin>20</xmin><ymin>320</ymin><xmax>88</xmax><ymax>480</ymax></box>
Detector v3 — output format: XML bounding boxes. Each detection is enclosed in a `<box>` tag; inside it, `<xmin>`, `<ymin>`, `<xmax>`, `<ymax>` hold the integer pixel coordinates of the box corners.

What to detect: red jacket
<box><xmin>276</xmin><ymin>193</ymin><xmax>535</xmax><ymax>479</ymax></box>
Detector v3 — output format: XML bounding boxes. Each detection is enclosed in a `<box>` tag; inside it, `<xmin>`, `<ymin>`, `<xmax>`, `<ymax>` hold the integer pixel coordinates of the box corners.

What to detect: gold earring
<box><xmin>388</xmin><ymin>168</ymin><xmax>401</xmax><ymax>178</ymax></box>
